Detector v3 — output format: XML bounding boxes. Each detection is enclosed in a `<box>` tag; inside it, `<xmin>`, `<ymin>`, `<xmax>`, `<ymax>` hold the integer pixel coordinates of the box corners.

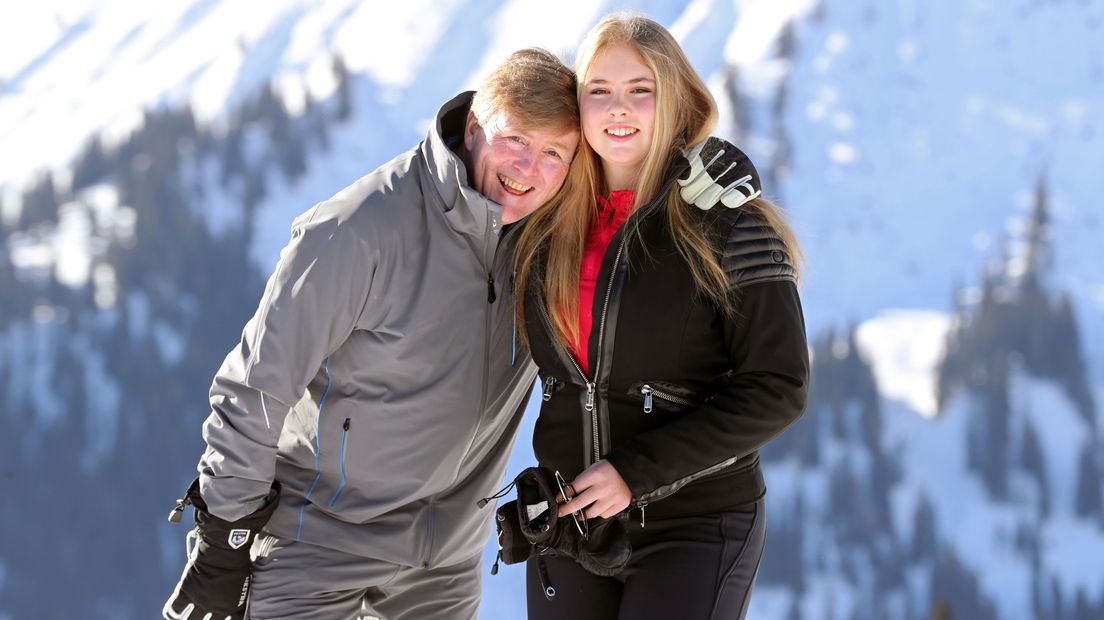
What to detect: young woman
<box><xmin>512</xmin><ymin>14</ymin><xmax>810</xmax><ymax>619</ymax></box>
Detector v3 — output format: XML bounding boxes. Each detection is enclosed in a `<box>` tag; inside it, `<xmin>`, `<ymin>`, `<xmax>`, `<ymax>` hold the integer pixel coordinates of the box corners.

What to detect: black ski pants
<box><xmin>525</xmin><ymin>499</ymin><xmax>765</xmax><ymax>620</ymax></box>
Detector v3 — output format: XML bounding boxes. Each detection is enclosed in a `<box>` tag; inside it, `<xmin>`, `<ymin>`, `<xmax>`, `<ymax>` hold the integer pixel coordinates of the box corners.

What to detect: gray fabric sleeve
<box><xmin>197</xmin><ymin>202</ymin><xmax>376</xmax><ymax>520</ymax></box>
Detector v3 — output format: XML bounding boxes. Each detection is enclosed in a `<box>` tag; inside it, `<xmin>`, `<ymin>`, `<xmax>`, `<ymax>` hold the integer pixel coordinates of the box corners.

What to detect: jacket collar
<box><xmin>420</xmin><ymin>91</ymin><xmax>504</xmax><ymax>236</ymax></box>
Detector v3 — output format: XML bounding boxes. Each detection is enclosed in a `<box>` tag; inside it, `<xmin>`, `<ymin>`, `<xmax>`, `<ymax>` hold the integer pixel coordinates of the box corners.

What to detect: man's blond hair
<box><xmin>470</xmin><ymin>48</ymin><xmax>578</xmax><ymax>135</ymax></box>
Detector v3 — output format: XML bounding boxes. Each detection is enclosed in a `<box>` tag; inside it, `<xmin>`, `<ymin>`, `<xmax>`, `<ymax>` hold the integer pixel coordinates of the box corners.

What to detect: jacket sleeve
<box><xmin>196</xmin><ymin>200</ymin><xmax>378</xmax><ymax>520</ymax></box>
<box><xmin>603</xmin><ymin>212</ymin><xmax>809</xmax><ymax>504</ymax></box>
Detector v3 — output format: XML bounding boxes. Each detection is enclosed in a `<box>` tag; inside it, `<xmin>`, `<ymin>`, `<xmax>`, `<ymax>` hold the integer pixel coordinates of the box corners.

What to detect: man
<box><xmin>164</xmin><ymin>48</ymin><xmax>580</xmax><ymax>620</ymax></box>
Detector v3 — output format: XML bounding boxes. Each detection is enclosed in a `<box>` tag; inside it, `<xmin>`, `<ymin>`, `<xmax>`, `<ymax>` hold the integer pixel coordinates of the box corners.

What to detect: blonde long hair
<box><xmin>514</xmin><ymin>13</ymin><xmax>802</xmax><ymax>351</ymax></box>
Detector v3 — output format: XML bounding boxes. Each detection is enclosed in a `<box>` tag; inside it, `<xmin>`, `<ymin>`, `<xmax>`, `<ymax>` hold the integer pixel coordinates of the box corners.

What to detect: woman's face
<box><xmin>580</xmin><ymin>43</ymin><xmax>656</xmax><ymax>191</ymax></box>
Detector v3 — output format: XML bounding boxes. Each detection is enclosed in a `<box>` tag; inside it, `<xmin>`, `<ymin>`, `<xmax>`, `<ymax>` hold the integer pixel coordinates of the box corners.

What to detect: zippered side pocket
<box><xmin>628</xmin><ymin>381</ymin><xmax>702</xmax><ymax>413</ymax></box>
<box><xmin>541</xmin><ymin>375</ymin><xmax>561</xmax><ymax>401</ymax></box>
<box><xmin>327</xmin><ymin>418</ymin><xmax>352</xmax><ymax>507</ymax></box>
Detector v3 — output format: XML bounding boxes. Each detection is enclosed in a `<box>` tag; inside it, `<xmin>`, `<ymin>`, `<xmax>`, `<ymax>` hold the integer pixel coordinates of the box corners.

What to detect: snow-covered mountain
<box><xmin>1</xmin><ymin>1</ymin><xmax>1101</xmax><ymax>619</ymax></box>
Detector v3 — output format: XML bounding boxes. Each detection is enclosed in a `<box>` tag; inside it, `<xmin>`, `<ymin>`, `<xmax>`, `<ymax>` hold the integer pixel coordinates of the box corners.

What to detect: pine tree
<box><xmin>1053</xmin><ymin>294</ymin><xmax>1096</xmax><ymax>426</ymax></box>
<box><xmin>912</xmin><ymin>492</ymin><xmax>937</xmax><ymax>560</ymax></box>
<box><xmin>1074</xmin><ymin>442</ymin><xmax>1103</xmax><ymax>519</ymax></box>
<box><xmin>72</xmin><ymin>134</ymin><xmax>108</xmax><ymax>191</ymax></box>
<box><xmin>776</xmin><ymin>19</ymin><xmax>797</xmax><ymax>59</ymax></box>
<box><xmin>930</xmin><ymin>550</ymin><xmax>999</xmax><ymax>619</ymax></box>
<box><xmin>334</xmin><ymin>53</ymin><xmax>352</xmax><ymax>122</ymax></box>
<box><xmin>1019</xmin><ymin>418</ymin><xmax>1049</xmax><ymax>516</ymax></box>
<box><xmin>720</xmin><ymin>63</ymin><xmax>751</xmax><ymax>146</ymax></box>
<box><xmin>17</xmin><ymin>173</ymin><xmax>60</xmax><ymax>229</ymax></box>
<box><xmin>1025</xmin><ymin>175</ymin><xmax>1053</xmax><ymax>279</ymax></box>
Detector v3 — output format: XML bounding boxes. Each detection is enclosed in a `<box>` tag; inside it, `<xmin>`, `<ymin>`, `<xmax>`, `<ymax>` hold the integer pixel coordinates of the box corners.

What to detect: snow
<box><xmin>186</xmin><ymin>156</ymin><xmax>246</xmax><ymax>238</ymax></box>
<box><xmin>881</xmin><ymin>370</ymin><xmax>1104</xmax><ymax>619</ymax></box>
<box><xmin>125</xmin><ymin>290</ymin><xmax>150</xmax><ymax>342</ymax></box>
<box><xmin>467</xmin><ymin>0</ymin><xmax>603</xmax><ymax>80</ymax></box>
<box><xmin>746</xmin><ymin>585</ymin><xmax>795</xmax><ymax>619</ymax></box>
<box><xmin>854</xmin><ymin>309</ymin><xmax>953</xmax><ymax>419</ymax></box>
<box><xmin>152</xmin><ymin>320</ymin><xmax>186</xmax><ymax>366</ymax></box>
<box><xmin>951</xmin><ymin>503</ymin><xmax>1033</xmax><ymax>619</ymax></box>
<box><xmin>1043</xmin><ymin>516</ymin><xmax>1104</xmax><ymax>607</ymax></box>
<box><xmin>54</xmin><ymin>201</ymin><xmax>94</xmax><ymax>287</ymax></box>
<box><xmin>724</xmin><ymin>0</ymin><xmax>817</xmax><ymax>66</ymax></box>
<box><xmin>0</xmin><ymin>321</ymin><xmax>66</xmax><ymax>431</ymax></box>
<box><xmin>801</xmin><ymin>573</ymin><xmax>857</xmax><ymax>620</ymax></box>
<box><xmin>8</xmin><ymin>231</ymin><xmax>54</xmax><ymax>279</ymax></box>
<box><xmin>76</xmin><ymin>342</ymin><xmax>121</xmax><ymax>470</ymax></box>
<box><xmin>904</xmin><ymin>564</ymin><xmax>931</xmax><ymax>620</ymax></box>
<box><xmin>884</xmin><ymin>393</ymin><xmax>980</xmax><ymax>547</ymax></box>
<box><xmin>1013</xmin><ymin>369</ymin><xmax>1092</xmax><ymax>516</ymax></box>
<box><xmin>331</xmin><ymin>0</ymin><xmax>463</xmax><ymax>90</ymax></box>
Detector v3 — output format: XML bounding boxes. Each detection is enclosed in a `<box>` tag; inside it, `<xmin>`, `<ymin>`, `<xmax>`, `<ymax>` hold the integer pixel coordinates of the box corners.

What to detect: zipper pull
<box><xmin>343</xmin><ymin>418</ymin><xmax>351</xmax><ymax>431</ymax></box>
<box><xmin>640</xmin><ymin>504</ymin><xmax>646</xmax><ymax>528</ymax></box>
<box><xmin>491</xmin><ymin>550</ymin><xmax>501</xmax><ymax>575</ymax></box>
<box><xmin>487</xmin><ymin>272</ymin><xmax>497</xmax><ymax>303</ymax></box>
<box><xmin>584</xmin><ymin>383</ymin><xmax>595</xmax><ymax>412</ymax></box>
<box><xmin>542</xmin><ymin>376</ymin><xmax>555</xmax><ymax>401</ymax></box>
<box><xmin>641</xmin><ymin>385</ymin><xmax>653</xmax><ymax>413</ymax></box>
<box><xmin>167</xmin><ymin>495</ymin><xmax>191</xmax><ymax>524</ymax></box>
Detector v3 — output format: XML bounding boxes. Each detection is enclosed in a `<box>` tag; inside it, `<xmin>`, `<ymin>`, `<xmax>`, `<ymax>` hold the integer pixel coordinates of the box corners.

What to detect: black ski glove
<box><xmin>676</xmin><ymin>137</ymin><xmax>761</xmax><ymax>211</ymax></box>
<box><xmin>162</xmin><ymin>478</ymin><xmax>280</xmax><ymax>620</ymax></box>
<box><xmin>485</xmin><ymin>467</ymin><xmax>631</xmax><ymax>582</ymax></box>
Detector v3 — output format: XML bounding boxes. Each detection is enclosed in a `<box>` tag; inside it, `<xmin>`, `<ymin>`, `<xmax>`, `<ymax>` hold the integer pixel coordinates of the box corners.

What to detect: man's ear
<box><xmin>463</xmin><ymin>110</ymin><xmax>481</xmax><ymax>151</ymax></box>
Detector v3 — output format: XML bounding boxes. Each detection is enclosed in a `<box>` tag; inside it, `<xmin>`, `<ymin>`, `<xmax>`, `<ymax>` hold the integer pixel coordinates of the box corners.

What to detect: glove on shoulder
<box><xmin>162</xmin><ymin>478</ymin><xmax>280</xmax><ymax>620</ymax></box>
<box><xmin>677</xmin><ymin>137</ymin><xmax>761</xmax><ymax>211</ymax></box>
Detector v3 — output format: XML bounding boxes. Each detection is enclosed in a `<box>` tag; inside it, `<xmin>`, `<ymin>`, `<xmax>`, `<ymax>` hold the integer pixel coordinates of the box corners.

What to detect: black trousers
<box><xmin>525</xmin><ymin>500</ymin><xmax>765</xmax><ymax>620</ymax></box>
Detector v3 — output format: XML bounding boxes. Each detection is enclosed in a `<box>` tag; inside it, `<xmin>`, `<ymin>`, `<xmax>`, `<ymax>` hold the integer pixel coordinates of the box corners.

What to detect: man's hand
<box><xmin>557</xmin><ymin>460</ymin><xmax>632</xmax><ymax>520</ymax></box>
<box><xmin>163</xmin><ymin>479</ymin><xmax>280</xmax><ymax>620</ymax></box>
<box><xmin>677</xmin><ymin>137</ymin><xmax>761</xmax><ymax>211</ymax></box>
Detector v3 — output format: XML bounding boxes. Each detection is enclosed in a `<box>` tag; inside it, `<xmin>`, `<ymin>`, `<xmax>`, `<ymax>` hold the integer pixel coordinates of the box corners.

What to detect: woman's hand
<box><xmin>557</xmin><ymin>460</ymin><xmax>632</xmax><ymax>520</ymax></box>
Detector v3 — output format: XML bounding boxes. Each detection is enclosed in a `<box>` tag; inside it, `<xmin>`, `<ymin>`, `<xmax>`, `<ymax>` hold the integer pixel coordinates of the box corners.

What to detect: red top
<box><xmin>572</xmin><ymin>190</ymin><xmax>634</xmax><ymax>374</ymax></box>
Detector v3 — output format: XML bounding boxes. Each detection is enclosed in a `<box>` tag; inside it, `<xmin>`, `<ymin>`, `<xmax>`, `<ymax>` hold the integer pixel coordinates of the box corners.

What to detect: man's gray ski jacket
<box><xmin>196</xmin><ymin>92</ymin><xmax>537</xmax><ymax>568</ymax></box>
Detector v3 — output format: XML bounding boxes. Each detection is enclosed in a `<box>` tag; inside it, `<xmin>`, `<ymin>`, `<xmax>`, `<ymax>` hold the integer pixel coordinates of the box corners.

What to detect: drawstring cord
<box><xmin>479</xmin><ymin>477</ymin><xmax>556</xmax><ymax>600</ymax></box>
<box><xmin>477</xmin><ymin>480</ymin><xmax>516</xmax><ymax>509</ymax></box>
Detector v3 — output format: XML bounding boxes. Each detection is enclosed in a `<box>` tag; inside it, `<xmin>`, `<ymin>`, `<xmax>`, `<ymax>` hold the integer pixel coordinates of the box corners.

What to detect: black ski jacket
<box><xmin>524</xmin><ymin>138</ymin><xmax>809</xmax><ymax>521</ymax></box>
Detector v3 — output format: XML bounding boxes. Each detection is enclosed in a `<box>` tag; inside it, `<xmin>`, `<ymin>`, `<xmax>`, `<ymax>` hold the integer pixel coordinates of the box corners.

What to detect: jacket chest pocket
<box><xmin>627</xmin><ymin>381</ymin><xmax>703</xmax><ymax>414</ymax></box>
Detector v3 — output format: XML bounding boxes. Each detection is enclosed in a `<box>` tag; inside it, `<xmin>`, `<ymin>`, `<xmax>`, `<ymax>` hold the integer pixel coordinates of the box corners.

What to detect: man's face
<box><xmin>463</xmin><ymin>110</ymin><xmax>579</xmax><ymax>224</ymax></box>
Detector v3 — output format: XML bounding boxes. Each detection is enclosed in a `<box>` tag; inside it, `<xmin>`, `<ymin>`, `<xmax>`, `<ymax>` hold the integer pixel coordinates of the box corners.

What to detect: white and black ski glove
<box><xmin>677</xmin><ymin>137</ymin><xmax>761</xmax><ymax>211</ymax></box>
<box><xmin>163</xmin><ymin>478</ymin><xmax>280</xmax><ymax>620</ymax></box>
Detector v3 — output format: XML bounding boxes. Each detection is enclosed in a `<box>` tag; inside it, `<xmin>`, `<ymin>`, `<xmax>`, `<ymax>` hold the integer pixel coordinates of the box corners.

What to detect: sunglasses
<box><xmin>554</xmin><ymin>470</ymin><xmax>589</xmax><ymax>540</ymax></box>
